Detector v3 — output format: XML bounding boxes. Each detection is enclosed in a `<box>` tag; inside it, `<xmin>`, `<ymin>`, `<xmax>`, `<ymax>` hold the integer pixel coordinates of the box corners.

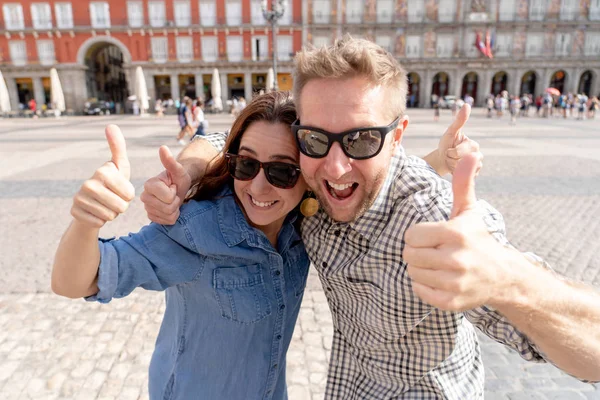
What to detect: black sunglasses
<box><xmin>291</xmin><ymin>116</ymin><xmax>401</xmax><ymax>160</ymax></box>
<box><xmin>225</xmin><ymin>153</ymin><xmax>302</xmax><ymax>189</ymax></box>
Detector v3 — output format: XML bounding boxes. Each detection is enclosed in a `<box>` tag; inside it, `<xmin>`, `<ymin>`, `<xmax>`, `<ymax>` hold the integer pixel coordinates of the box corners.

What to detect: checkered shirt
<box><xmin>201</xmin><ymin>133</ymin><xmax>549</xmax><ymax>399</ymax></box>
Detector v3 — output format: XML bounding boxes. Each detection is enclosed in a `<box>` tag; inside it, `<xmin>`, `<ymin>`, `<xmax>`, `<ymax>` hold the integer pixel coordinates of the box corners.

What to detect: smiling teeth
<box><xmin>328</xmin><ymin>181</ymin><xmax>353</xmax><ymax>191</ymax></box>
<box><xmin>251</xmin><ymin>197</ymin><xmax>275</xmax><ymax>207</ymax></box>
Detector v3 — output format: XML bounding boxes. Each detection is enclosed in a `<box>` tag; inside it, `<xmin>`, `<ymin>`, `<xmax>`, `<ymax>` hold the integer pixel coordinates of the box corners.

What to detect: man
<box><xmin>141</xmin><ymin>37</ymin><xmax>600</xmax><ymax>398</ymax></box>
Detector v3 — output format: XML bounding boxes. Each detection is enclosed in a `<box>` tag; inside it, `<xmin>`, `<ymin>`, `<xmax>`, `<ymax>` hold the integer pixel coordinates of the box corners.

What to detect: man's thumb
<box><xmin>159</xmin><ymin>145</ymin><xmax>186</xmax><ymax>182</ymax></box>
<box><xmin>450</xmin><ymin>153</ymin><xmax>479</xmax><ymax>219</ymax></box>
<box><xmin>105</xmin><ymin>124</ymin><xmax>130</xmax><ymax>179</ymax></box>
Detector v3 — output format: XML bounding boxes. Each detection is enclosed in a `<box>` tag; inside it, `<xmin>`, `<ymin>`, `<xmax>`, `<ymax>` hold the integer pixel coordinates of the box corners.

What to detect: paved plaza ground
<box><xmin>1</xmin><ymin>109</ymin><xmax>599</xmax><ymax>400</ymax></box>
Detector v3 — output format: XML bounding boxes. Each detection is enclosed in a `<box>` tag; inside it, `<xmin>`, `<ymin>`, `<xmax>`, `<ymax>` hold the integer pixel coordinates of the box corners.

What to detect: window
<box><xmin>377</xmin><ymin>0</ymin><xmax>394</xmax><ymax>23</ymax></box>
<box><xmin>90</xmin><ymin>2</ymin><xmax>110</xmax><ymax>28</ymax></box>
<box><xmin>591</xmin><ymin>0</ymin><xmax>600</xmax><ymax>20</ymax></box>
<box><xmin>226</xmin><ymin>0</ymin><xmax>242</xmax><ymax>26</ymax></box>
<box><xmin>313</xmin><ymin>36</ymin><xmax>330</xmax><ymax>47</ymax></box>
<box><xmin>127</xmin><ymin>1</ymin><xmax>144</xmax><ymax>27</ymax></box>
<box><xmin>406</xmin><ymin>35</ymin><xmax>421</xmax><ymax>58</ymax></box>
<box><xmin>151</xmin><ymin>37</ymin><xmax>168</xmax><ymax>63</ymax></box>
<box><xmin>277</xmin><ymin>35</ymin><xmax>293</xmax><ymax>60</ymax></box>
<box><xmin>227</xmin><ymin>36</ymin><xmax>243</xmax><ymax>61</ymax></box>
<box><xmin>529</xmin><ymin>0</ymin><xmax>546</xmax><ymax>21</ymax></box>
<box><xmin>9</xmin><ymin>41</ymin><xmax>27</xmax><ymax>65</ymax></box>
<box><xmin>555</xmin><ymin>32</ymin><xmax>571</xmax><ymax>56</ymax></box>
<box><xmin>251</xmin><ymin>0</ymin><xmax>265</xmax><ymax>25</ymax></box>
<box><xmin>438</xmin><ymin>0</ymin><xmax>455</xmax><ymax>22</ymax></box>
<box><xmin>279</xmin><ymin>3</ymin><xmax>292</xmax><ymax>25</ymax></box>
<box><xmin>313</xmin><ymin>0</ymin><xmax>331</xmax><ymax>24</ymax></box>
<box><xmin>201</xmin><ymin>36</ymin><xmax>218</xmax><ymax>61</ymax></box>
<box><xmin>37</xmin><ymin>40</ymin><xmax>55</xmax><ymax>65</ymax></box>
<box><xmin>408</xmin><ymin>0</ymin><xmax>424</xmax><ymax>23</ymax></box>
<box><xmin>346</xmin><ymin>0</ymin><xmax>363</xmax><ymax>23</ymax></box>
<box><xmin>495</xmin><ymin>33</ymin><xmax>512</xmax><ymax>57</ymax></box>
<box><xmin>174</xmin><ymin>1</ymin><xmax>191</xmax><ymax>27</ymax></box>
<box><xmin>436</xmin><ymin>34</ymin><xmax>453</xmax><ymax>58</ymax></box>
<box><xmin>176</xmin><ymin>36</ymin><xmax>193</xmax><ymax>62</ymax></box>
<box><xmin>148</xmin><ymin>1</ymin><xmax>166</xmax><ymax>27</ymax></box>
<box><xmin>584</xmin><ymin>32</ymin><xmax>600</xmax><ymax>56</ymax></box>
<box><xmin>55</xmin><ymin>3</ymin><xmax>73</xmax><ymax>29</ymax></box>
<box><xmin>560</xmin><ymin>0</ymin><xmax>577</xmax><ymax>21</ymax></box>
<box><xmin>375</xmin><ymin>36</ymin><xmax>392</xmax><ymax>52</ymax></box>
<box><xmin>464</xmin><ymin>31</ymin><xmax>478</xmax><ymax>57</ymax></box>
<box><xmin>251</xmin><ymin>36</ymin><xmax>268</xmax><ymax>60</ymax></box>
<box><xmin>499</xmin><ymin>0</ymin><xmax>516</xmax><ymax>21</ymax></box>
<box><xmin>31</xmin><ymin>3</ymin><xmax>53</xmax><ymax>29</ymax></box>
<box><xmin>200</xmin><ymin>0</ymin><xmax>216</xmax><ymax>26</ymax></box>
<box><xmin>525</xmin><ymin>33</ymin><xmax>543</xmax><ymax>56</ymax></box>
<box><xmin>2</xmin><ymin>4</ymin><xmax>25</xmax><ymax>30</ymax></box>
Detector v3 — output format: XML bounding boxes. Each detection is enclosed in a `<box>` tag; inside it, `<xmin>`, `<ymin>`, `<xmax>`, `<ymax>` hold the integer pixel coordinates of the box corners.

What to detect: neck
<box><xmin>259</xmin><ymin>222</ymin><xmax>282</xmax><ymax>249</ymax></box>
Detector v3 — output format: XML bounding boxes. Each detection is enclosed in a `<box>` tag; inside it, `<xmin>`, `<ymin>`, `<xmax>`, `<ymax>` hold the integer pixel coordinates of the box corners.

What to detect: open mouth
<box><xmin>325</xmin><ymin>180</ymin><xmax>358</xmax><ymax>200</ymax></box>
<box><xmin>248</xmin><ymin>194</ymin><xmax>278</xmax><ymax>209</ymax></box>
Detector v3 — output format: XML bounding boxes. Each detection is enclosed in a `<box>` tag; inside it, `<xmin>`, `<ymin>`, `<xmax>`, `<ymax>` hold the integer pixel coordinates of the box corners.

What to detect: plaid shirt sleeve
<box><xmin>192</xmin><ymin>131</ymin><xmax>227</xmax><ymax>152</ymax></box>
<box><xmin>463</xmin><ymin>199</ymin><xmax>549</xmax><ymax>363</ymax></box>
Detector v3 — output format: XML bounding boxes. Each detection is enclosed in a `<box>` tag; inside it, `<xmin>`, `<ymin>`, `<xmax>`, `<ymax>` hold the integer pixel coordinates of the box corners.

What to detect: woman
<box><xmin>176</xmin><ymin>97</ymin><xmax>194</xmax><ymax>144</ymax></box>
<box><xmin>53</xmin><ymin>92</ymin><xmax>310</xmax><ymax>399</ymax></box>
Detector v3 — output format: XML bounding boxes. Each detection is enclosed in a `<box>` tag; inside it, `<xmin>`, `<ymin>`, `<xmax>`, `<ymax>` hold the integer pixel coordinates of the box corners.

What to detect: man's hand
<box><xmin>437</xmin><ymin>104</ymin><xmax>483</xmax><ymax>175</ymax></box>
<box><xmin>140</xmin><ymin>145</ymin><xmax>191</xmax><ymax>225</ymax></box>
<box><xmin>404</xmin><ymin>153</ymin><xmax>511</xmax><ymax>311</ymax></box>
<box><xmin>71</xmin><ymin>125</ymin><xmax>135</xmax><ymax>228</ymax></box>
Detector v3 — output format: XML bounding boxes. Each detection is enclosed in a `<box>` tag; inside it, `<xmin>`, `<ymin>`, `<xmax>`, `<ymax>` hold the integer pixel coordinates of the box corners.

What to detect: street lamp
<box><xmin>261</xmin><ymin>0</ymin><xmax>287</xmax><ymax>92</ymax></box>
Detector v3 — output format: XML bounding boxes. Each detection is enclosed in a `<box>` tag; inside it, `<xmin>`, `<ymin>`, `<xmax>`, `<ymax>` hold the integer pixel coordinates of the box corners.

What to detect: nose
<box><xmin>250</xmin><ymin>168</ymin><xmax>272</xmax><ymax>194</ymax></box>
<box><xmin>323</xmin><ymin>142</ymin><xmax>352</xmax><ymax>179</ymax></box>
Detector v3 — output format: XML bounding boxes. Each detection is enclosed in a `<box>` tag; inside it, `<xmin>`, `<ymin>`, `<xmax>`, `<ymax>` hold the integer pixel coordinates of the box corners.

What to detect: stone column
<box><xmin>6</xmin><ymin>76</ymin><xmax>19</xmax><ymax>111</ymax></box>
<box><xmin>590</xmin><ymin>73</ymin><xmax>599</xmax><ymax>97</ymax></box>
<box><xmin>32</xmin><ymin>77</ymin><xmax>46</xmax><ymax>107</ymax></box>
<box><xmin>244</xmin><ymin>71</ymin><xmax>253</xmax><ymax>100</ymax></box>
<box><xmin>170</xmin><ymin>73</ymin><xmax>180</xmax><ymax>100</ymax></box>
<box><xmin>422</xmin><ymin>69</ymin><xmax>433</xmax><ymax>108</ymax></box>
<box><xmin>59</xmin><ymin>67</ymin><xmax>87</xmax><ymax>112</ymax></box>
<box><xmin>146</xmin><ymin>72</ymin><xmax>157</xmax><ymax>102</ymax></box>
<box><xmin>511</xmin><ymin>69</ymin><xmax>521</xmax><ymax>96</ymax></box>
<box><xmin>220</xmin><ymin>72</ymin><xmax>228</xmax><ymax>110</ymax></box>
<box><xmin>567</xmin><ymin>68</ymin><xmax>580</xmax><ymax>94</ymax></box>
<box><xmin>478</xmin><ymin>69</ymin><xmax>493</xmax><ymax>103</ymax></box>
<box><xmin>451</xmin><ymin>69</ymin><xmax>462</xmax><ymax>98</ymax></box>
<box><xmin>194</xmin><ymin>73</ymin><xmax>203</xmax><ymax>99</ymax></box>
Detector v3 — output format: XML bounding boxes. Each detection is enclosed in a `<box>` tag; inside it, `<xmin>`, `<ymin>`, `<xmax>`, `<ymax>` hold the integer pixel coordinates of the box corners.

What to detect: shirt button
<box><xmin>334</xmin><ymin>230</ymin><xmax>341</xmax><ymax>236</ymax></box>
<box><xmin>280</xmin><ymin>304</ymin><xmax>285</xmax><ymax>310</ymax></box>
<box><xmin>275</xmin><ymin>270</ymin><xmax>281</xmax><ymax>276</ymax></box>
<box><xmin>322</xmin><ymin>261</ymin><xmax>327</xmax><ymax>268</ymax></box>
<box><xmin>276</xmin><ymin>334</ymin><xmax>282</xmax><ymax>340</ymax></box>
<box><xmin>272</xmin><ymin>364</ymin><xmax>278</xmax><ymax>369</ymax></box>
<box><xmin>326</xmin><ymin>286</ymin><xmax>332</xmax><ymax>292</ymax></box>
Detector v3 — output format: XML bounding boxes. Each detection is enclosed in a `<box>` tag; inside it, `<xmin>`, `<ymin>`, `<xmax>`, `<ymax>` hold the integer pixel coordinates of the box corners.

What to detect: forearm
<box><xmin>177</xmin><ymin>138</ymin><xmax>219</xmax><ymax>181</ymax></box>
<box><xmin>493</xmin><ymin>250</ymin><xmax>600</xmax><ymax>381</ymax></box>
<box><xmin>423</xmin><ymin>150</ymin><xmax>449</xmax><ymax>176</ymax></box>
<box><xmin>51</xmin><ymin>220</ymin><xmax>101</xmax><ymax>298</ymax></box>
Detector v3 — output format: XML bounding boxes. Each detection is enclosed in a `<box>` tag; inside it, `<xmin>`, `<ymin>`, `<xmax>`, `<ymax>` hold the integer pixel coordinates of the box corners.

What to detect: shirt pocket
<box><xmin>213</xmin><ymin>264</ymin><xmax>272</xmax><ymax>324</ymax></box>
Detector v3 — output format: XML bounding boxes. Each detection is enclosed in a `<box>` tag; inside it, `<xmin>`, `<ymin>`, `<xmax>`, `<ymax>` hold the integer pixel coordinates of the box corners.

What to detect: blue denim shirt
<box><xmin>86</xmin><ymin>187</ymin><xmax>310</xmax><ymax>400</ymax></box>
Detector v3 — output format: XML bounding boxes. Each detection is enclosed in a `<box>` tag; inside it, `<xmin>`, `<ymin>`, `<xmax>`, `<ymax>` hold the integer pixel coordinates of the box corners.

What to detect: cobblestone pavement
<box><xmin>1</xmin><ymin>110</ymin><xmax>599</xmax><ymax>399</ymax></box>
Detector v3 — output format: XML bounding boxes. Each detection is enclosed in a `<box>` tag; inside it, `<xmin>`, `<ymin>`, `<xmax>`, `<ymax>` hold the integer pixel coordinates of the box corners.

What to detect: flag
<box><xmin>485</xmin><ymin>29</ymin><xmax>494</xmax><ymax>59</ymax></box>
<box><xmin>474</xmin><ymin>31</ymin><xmax>487</xmax><ymax>57</ymax></box>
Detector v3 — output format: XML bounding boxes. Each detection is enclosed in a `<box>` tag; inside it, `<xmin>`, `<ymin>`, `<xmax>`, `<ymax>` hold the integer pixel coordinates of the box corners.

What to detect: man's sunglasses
<box><xmin>291</xmin><ymin>116</ymin><xmax>401</xmax><ymax>160</ymax></box>
<box><xmin>225</xmin><ymin>153</ymin><xmax>301</xmax><ymax>189</ymax></box>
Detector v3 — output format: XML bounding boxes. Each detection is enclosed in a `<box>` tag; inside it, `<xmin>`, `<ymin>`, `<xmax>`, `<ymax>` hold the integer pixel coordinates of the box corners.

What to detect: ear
<box><xmin>392</xmin><ymin>115</ymin><xmax>409</xmax><ymax>148</ymax></box>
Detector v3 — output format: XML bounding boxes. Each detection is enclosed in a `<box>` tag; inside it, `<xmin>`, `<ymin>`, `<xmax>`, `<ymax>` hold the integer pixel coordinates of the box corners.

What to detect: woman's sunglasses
<box><xmin>291</xmin><ymin>116</ymin><xmax>400</xmax><ymax>160</ymax></box>
<box><xmin>225</xmin><ymin>153</ymin><xmax>301</xmax><ymax>189</ymax></box>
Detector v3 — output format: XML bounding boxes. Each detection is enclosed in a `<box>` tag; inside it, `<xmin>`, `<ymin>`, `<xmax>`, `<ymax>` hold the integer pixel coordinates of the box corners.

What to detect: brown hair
<box><xmin>187</xmin><ymin>91</ymin><xmax>297</xmax><ymax>202</ymax></box>
<box><xmin>292</xmin><ymin>34</ymin><xmax>408</xmax><ymax>120</ymax></box>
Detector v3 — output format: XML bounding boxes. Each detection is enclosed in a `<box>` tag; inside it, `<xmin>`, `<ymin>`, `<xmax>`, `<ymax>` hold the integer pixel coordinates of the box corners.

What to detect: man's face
<box><xmin>298</xmin><ymin>76</ymin><xmax>407</xmax><ymax>223</ymax></box>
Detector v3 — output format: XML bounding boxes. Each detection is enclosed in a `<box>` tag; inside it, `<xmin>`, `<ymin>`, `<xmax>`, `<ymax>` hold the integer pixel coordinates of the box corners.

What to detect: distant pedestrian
<box><xmin>509</xmin><ymin>96</ymin><xmax>520</xmax><ymax>125</ymax></box>
<box><xmin>431</xmin><ymin>94</ymin><xmax>440</xmax><ymax>121</ymax></box>
<box><xmin>155</xmin><ymin>99</ymin><xmax>164</xmax><ymax>117</ymax></box>
<box><xmin>176</xmin><ymin>97</ymin><xmax>194</xmax><ymax>144</ymax></box>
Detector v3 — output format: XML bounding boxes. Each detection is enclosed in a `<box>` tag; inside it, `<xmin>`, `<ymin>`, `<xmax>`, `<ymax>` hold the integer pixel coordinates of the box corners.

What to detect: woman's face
<box><xmin>233</xmin><ymin>121</ymin><xmax>308</xmax><ymax>232</ymax></box>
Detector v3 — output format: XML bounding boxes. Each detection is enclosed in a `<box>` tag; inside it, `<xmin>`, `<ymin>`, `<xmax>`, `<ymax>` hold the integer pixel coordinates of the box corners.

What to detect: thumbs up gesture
<box><xmin>403</xmin><ymin>153</ymin><xmax>508</xmax><ymax>312</ymax></box>
<box><xmin>140</xmin><ymin>145</ymin><xmax>191</xmax><ymax>225</ymax></box>
<box><xmin>71</xmin><ymin>125</ymin><xmax>136</xmax><ymax>228</ymax></box>
<box><xmin>437</xmin><ymin>104</ymin><xmax>483</xmax><ymax>175</ymax></box>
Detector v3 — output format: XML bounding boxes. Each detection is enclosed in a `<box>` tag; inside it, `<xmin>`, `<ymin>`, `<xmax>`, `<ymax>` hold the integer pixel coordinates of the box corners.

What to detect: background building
<box><xmin>0</xmin><ymin>0</ymin><xmax>599</xmax><ymax>111</ymax></box>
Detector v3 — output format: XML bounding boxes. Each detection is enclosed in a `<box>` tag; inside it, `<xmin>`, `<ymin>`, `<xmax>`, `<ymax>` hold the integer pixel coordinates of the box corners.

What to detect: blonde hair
<box><xmin>292</xmin><ymin>34</ymin><xmax>408</xmax><ymax>120</ymax></box>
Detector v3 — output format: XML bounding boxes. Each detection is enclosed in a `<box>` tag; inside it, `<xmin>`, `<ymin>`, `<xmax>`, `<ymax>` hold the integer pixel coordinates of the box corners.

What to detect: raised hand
<box><xmin>140</xmin><ymin>145</ymin><xmax>191</xmax><ymax>225</ymax></box>
<box><xmin>404</xmin><ymin>153</ymin><xmax>508</xmax><ymax>311</ymax></box>
<box><xmin>71</xmin><ymin>125</ymin><xmax>136</xmax><ymax>228</ymax></box>
<box><xmin>437</xmin><ymin>104</ymin><xmax>483</xmax><ymax>175</ymax></box>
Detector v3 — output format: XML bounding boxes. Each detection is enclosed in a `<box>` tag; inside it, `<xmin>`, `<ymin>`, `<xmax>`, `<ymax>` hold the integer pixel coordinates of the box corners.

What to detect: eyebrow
<box><xmin>238</xmin><ymin>146</ymin><xmax>298</xmax><ymax>163</ymax></box>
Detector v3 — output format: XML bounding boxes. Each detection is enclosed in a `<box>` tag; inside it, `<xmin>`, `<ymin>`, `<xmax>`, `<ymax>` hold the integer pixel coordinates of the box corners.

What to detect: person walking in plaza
<box><xmin>176</xmin><ymin>97</ymin><xmax>194</xmax><ymax>145</ymax></box>
<box><xmin>52</xmin><ymin>92</ymin><xmax>312</xmax><ymax>400</ymax></box>
<box><xmin>142</xmin><ymin>36</ymin><xmax>600</xmax><ymax>399</ymax></box>
<box><xmin>191</xmin><ymin>97</ymin><xmax>206</xmax><ymax>137</ymax></box>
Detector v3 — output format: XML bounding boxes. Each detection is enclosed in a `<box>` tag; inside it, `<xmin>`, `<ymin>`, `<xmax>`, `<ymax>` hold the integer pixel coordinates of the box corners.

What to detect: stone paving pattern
<box><xmin>1</xmin><ymin>110</ymin><xmax>599</xmax><ymax>399</ymax></box>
